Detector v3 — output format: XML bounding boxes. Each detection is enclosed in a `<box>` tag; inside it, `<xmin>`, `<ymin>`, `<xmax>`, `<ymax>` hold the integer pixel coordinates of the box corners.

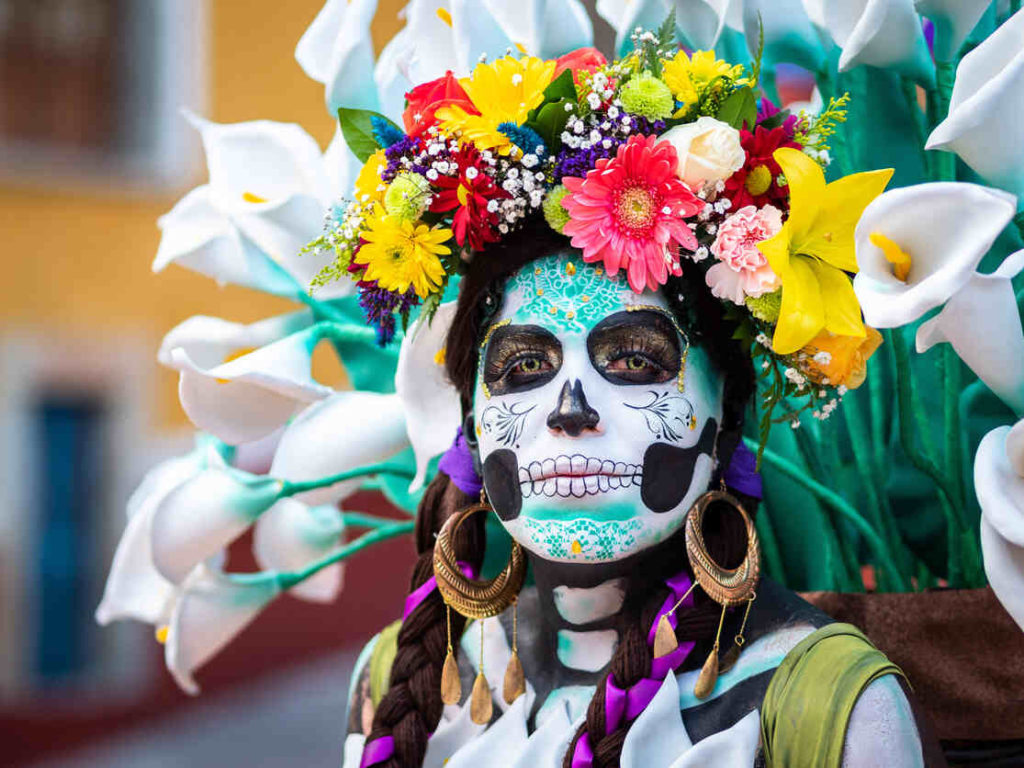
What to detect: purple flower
<box><xmin>358</xmin><ymin>286</ymin><xmax>419</xmax><ymax>346</ymax></box>
<box><xmin>757</xmin><ymin>97</ymin><xmax>798</xmax><ymax>139</ymax></box>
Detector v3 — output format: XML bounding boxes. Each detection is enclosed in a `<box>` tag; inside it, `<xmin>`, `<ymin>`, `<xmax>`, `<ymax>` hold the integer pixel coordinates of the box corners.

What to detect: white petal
<box><xmin>976</xmin><ymin>423</ymin><xmax>1024</xmax><ymax>548</ymax></box>
<box><xmin>926</xmin><ymin>10</ymin><xmax>1024</xmax><ymax>199</ymax></box>
<box><xmin>165</xmin><ymin>564</ymin><xmax>281</xmax><ymax>695</ymax></box>
<box><xmin>153</xmin><ymin>186</ymin><xmax>231</xmax><ymax>269</ymax></box>
<box><xmin>451</xmin><ymin>0</ymin><xmax>515</xmax><ymax>72</ymax></box>
<box><xmin>253</xmin><ymin>498</ymin><xmax>345</xmax><ymax>603</ymax></box>
<box><xmin>169</xmin><ymin>325</ymin><xmax>334</xmax><ymax>445</ymax></box>
<box><xmin>981</xmin><ymin>518</ymin><xmax>1024</xmax><ymax>634</ymax></box>
<box><xmin>743</xmin><ymin>0</ymin><xmax>828</xmax><ymax>71</ymax></box>
<box><xmin>824</xmin><ymin>0</ymin><xmax>934</xmax><ymax>84</ymax></box>
<box><xmin>158</xmin><ymin>310</ymin><xmax>313</xmax><ymax>369</ymax></box>
<box><xmin>486</xmin><ymin>0</ymin><xmax>593</xmax><ymax>59</ymax></box>
<box><xmin>672</xmin><ymin>0</ymin><xmax>734</xmax><ymax>50</ymax></box>
<box><xmin>151</xmin><ymin>467</ymin><xmax>283</xmax><ymax>584</ymax></box>
<box><xmin>914</xmin><ymin>0</ymin><xmax>990</xmax><ymax>60</ymax></box>
<box><xmin>600</xmin><ymin>0</ymin><xmax>671</xmax><ymax>58</ymax></box>
<box><xmin>324</xmin><ymin>125</ymin><xmax>364</xmax><ymax>202</ymax></box>
<box><xmin>232</xmin><ymin>427</ymin><xmax>285</xmax><ymax>475</ymax></box>
<box><xmin>403</xmin><ymin>0</ymin><xmax>461</xmax><ymax>82</ymax></box>
<box><xmin>621</xmin><ymin>674</ymin><xmax>693</xmax><ymax>767</ymax></box>
<box><xmin>853</xmin><ymin>182</ymin><xmax>1017</xmax><ymax>328</ymax></box>
<box><xmin>444</xmin><ymin>691</ymin><xmax>532</xmax><ymax>768</ymax></box>
<box><xmin>916</xmin><ymin>250</ymin><xmax>1024</xmax><ymax>416</ymax></box>
<box><xmin>270</xmin><ymin>391</ymin><xmax>410</xmax><ymax>505</ymax></box>
<box><xmin>666</xmin><ymin>709</ymin><xmax>761</xmax><ymax>767</ymax></box>
<box><xmin>397</xmin><ymin>302</ymin><xmax>462</xmax><ymax>491</ymax></box>
<box><xmin>296</xmin><ymin>0</ymin><xmax>381</xmax><ymax>113</ymax></box>
<box><xmin>375</xmin><ymin>27</ymin><xmax>417</xmax><ymax>123</ymax></box>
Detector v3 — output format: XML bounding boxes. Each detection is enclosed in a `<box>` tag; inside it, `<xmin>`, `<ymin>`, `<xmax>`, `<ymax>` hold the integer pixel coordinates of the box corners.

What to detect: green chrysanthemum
<box><xmin>746</xmin><ymin>290</ymin><xmax>782</xmax><ymax>324</ymax></box>
<box><xmin>384</xmin><ymin>172</ymin><xmax>432</xmax><ymax>222</ymax></box>
<box><xmin>542</xmin><ymin>185</ymin><xmax>571</xmax><ymax>233</ymax></box>
<box><xmin>619</xmin><ymin>73</ymin><xmax>675</xmax><ymax>121</ymax></box>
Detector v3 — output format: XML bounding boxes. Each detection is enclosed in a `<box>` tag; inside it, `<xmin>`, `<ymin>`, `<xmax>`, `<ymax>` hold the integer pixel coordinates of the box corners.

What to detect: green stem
<box><xmin>899</xmin><ymin>78</ymin><xmax>931</xmax><ymax>176</ymax></box>
<box><xmin>925</xmin><ymin>61</ymin><xmax>957</xmax><ymax>182</ymax></box>
<box><xmin>277</xmin><ymin>521</ymin><xmax>416</xmax><ymax>589</ymax></box>
<box><xmin>317</xmin><ymin>322</ymin><xmax>379</xmax><ymax>346</ymax></box>
<box><xmin>746</xmin><ymin>439</ymin><xmax>909</xmax><ymax>592</ymax></box>
<box><xmin>342</xmin><ymin>511</ymin><xmax>406</xmax><ymax>530</ymax></box>
<box><xmin>941</xmin><ymin>346</ymin><xmax>966</xmax><ymax>507</ymax></box>
<box><xmin>280</xmin><ymin>462</ymin><xmax>415</xmax><ymax>497</ymax></box>
<box><xmin>296</xmin><ymin>292</ymin><xmax>349</xmax><ymax>324</ymax></box>
<box><xmin>815</xmin><ymin>68</ymin><xmax>854</xmax><ymax>176</ymax></box>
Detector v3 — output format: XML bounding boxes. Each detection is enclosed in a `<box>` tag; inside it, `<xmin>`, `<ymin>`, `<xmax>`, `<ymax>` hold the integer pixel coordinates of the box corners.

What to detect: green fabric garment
<box><xmin>368</xmin><ymin>619</ymin><xmax>402</xmax><ymax>707</ymax></box>
<box><xmin>760</xmin><ymin>623</ymin><xmax>907</xmax><ymax>768</ymax></box>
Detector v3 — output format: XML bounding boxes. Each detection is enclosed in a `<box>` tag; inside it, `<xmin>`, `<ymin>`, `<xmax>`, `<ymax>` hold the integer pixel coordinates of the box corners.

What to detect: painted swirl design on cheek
<box><xmin>624</xmin><ymin>391</ymin><xmax>696</xmax><ymax>442</ymax></box>
<box><xmin>480</xmin><ymin>401</ymin><xmax>536</xmax><ymax>447</ymax></box>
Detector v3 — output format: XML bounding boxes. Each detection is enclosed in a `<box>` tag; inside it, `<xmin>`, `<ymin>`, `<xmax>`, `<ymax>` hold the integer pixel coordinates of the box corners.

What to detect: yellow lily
<box><xmin>756</xmin><ymin>148</ymin><xmax>893</xmax><ymax>354</ymax></box>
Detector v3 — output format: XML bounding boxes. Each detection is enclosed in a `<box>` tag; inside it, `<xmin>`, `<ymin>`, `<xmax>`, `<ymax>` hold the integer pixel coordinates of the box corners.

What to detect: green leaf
<box><xmin>656</xmin><ymin>8</ymin><xmax>677</xmax><ymax>49</ymax></box>
<box><xmin>526</xmin><ymin>100</ymin><xmax>572</xmax><ymax>150</ymax></box>
<box><xmin>543</xmin><ymin>68</ymin><xmax>576</xmax><ymax>103</ymax></box>
<box><xmin>337</xmin><ymin>107</ymin><xmax>399</xmax><ymax>163</ymax></box>
<box><xmin>716</xmin><ymin>86</ymin><xmax>757</xmax><ymax>129</ymax></box>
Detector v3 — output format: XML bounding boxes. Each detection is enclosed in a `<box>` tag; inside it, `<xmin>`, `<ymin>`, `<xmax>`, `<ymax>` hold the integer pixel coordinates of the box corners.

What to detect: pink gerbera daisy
<box><xmin>561</xmin><ymin>134</ymin><xmax>702</xmax><ymax>292</ymax></box>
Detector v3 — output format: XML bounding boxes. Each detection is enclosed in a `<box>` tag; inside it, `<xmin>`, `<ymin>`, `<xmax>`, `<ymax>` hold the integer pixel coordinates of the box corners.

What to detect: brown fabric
<box><xmin>801</xmin><ymin>587</ymin><xmax>1024</xmax><ymax>741</ymax></box>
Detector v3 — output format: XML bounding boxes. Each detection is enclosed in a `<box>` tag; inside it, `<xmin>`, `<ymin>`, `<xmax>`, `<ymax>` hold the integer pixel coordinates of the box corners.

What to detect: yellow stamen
<box><xmin>456</xmin><ymin>183</ymin><xmax>471</xmax><ymax>207</ymax></box>
<box><xmin>744</xmin><ymin>165</ymin><xmax>772</xmax><ymax>197</ymax></box>
<box><xmin>216</xmin><ymin>347</ymin><xmax>256</xmax><ymax>384</ymax></box>
<box><xmin>242</xmin><ymin>191</ymin><xmax>267</xmax><ymax>203</ymax></box>
<box><xmin>870</xmin><ymin>232</ymin><xmax>912</xmax><ymax>281</ymax></box>
<box><xmin>436</xmin><ymin>7</ymin><xmax>452</xmax><ymax>27</ymax></box>
<box><xmin>155</xmin><ymin>626</ymin><xmax>169</xmax><ymax>644</ymax></box>
<box><xmin>434</xmin><ymin>347</ymin><xmax>446</xmax><ymax>365</ymax></box>
<box><xmin>514</xmin><ymin>42</ymin><xmax>527</xmax><ymax>54</ymax></box>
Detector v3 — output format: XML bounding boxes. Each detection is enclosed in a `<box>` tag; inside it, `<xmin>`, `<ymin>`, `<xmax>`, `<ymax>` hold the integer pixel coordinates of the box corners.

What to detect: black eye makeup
<box><xmin>482</xmin><ymin>324</ymin><xmax>562</xmax><ymax>396</ymax></box>
<box><xmin>587</xmin><ymin>310</ymin><xmax>683</xmax><ymax>385</ymax></box>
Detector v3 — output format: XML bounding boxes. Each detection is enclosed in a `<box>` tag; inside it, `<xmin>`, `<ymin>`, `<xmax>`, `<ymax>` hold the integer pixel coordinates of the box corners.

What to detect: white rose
<box><xmin>659</xmin><ymin>117</ymin><xmax>746</xmax><ymax>190</ymax></box>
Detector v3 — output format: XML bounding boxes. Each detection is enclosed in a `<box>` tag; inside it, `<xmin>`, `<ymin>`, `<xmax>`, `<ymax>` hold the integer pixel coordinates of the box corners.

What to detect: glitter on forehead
<box><xmin>504</xmin><ymin>252</ymin><xmax>638</xmax><ymax>333</ymax></box>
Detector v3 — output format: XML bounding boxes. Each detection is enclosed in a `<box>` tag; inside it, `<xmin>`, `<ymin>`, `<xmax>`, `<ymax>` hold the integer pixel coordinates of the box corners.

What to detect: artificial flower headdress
<box><xmin>308</xmin><ymin>13</ymin><xmax>894</xmax><ymax>448</ymax></box>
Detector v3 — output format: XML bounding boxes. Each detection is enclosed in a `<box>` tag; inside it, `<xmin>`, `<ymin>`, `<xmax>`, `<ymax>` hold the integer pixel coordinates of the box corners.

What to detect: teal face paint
<box><xmin>474</xmin><ymin>251</ymin><xmax>725</xmax><ymax>564</ymax></box>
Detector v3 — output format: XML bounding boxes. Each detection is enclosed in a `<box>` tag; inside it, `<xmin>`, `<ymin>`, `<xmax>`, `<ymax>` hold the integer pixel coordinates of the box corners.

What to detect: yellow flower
<box><xmin>356</xmin><ymin>206</ymin><xmax>452</xmax><ymax>298</ymax></box>
<box><xmin>436</xmin><ymin>55</ymin><xmax>556</xmax><ymax>154</ymax></box>
<box><xmin>801</xmin><ymin>327</ymin><xmax>884</xmax><ymax>389</ymax></box>
<box><xmin>354</xmin><ymin>150</ymin><xmax>387</xmax><ymax>205</ymax></box>
<box><xmin>660</xmin><ymin>50</ymin><xmax>746</xmax><ymax>110</ymax></box>
<box><xmin>756</xmin><ymin>148</ymin><xmax>893</xmax><ymax>354</ymax></box>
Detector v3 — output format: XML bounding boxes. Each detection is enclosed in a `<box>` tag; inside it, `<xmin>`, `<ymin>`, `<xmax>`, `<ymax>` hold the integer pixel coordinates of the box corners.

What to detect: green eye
<box><xmin>516</xmin><ymin>357</ymin><xmax>542</xmax><ymax>373</ymax></box>
<box><xmin>626</xmin><ymin>355</ymin><xmax>648</xmax><ymax>371</ymax></box>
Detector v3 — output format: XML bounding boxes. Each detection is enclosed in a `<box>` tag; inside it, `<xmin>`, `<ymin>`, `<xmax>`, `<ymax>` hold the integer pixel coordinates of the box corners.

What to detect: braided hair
<box><xmin>366</xmin><ymin>219</ymin><xmax>757</xmax><ymax>767</ymax></box>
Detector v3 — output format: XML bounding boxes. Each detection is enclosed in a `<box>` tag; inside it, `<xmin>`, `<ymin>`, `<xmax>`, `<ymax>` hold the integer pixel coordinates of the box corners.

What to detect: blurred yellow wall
<box><xmin>0</xmin><ymin>0</ymin><xmax>403</xmax><ymax>428</ymax></box>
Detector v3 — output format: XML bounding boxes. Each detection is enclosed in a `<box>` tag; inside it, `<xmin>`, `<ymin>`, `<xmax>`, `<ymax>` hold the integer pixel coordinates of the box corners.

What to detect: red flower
<box><xmin>553</xmin><ymin>47</ymin><xmax>607</xmax><ymax>84</ymax></box>
<box><xmin>430</xmin><ymin>146</ymin><xmax>508</xmax><ymax>251</ymax></box>
<box><xmin>561</xmin><ymin>135</ymin><xmax>702</xmax><ymax>293</ymax></box>
<box><xmin>724</xmin><ymin>126</ymin><xmax>801</xmax><ymax>210</ymax></box>
<box><xmin>402</xmin><ymin>71</ymin><xmax>478</xmax><ymax>138</ymax></box>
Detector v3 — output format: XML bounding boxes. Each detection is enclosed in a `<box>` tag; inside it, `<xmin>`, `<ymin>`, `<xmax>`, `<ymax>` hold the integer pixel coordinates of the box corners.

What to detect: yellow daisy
<box><xmin>436</xmin><ymin>55</ymin><xmax>556</xmax><ymax>154</ymax></box>
<box><xmin>354</xmin><ymin>149</ymin><xmax>387</xmax><ymax>205</ymax></box>
<box><xmin>661</xmin><ymin>49</ymin><xmax>746</xmax><ymax>110</ymax></box>
<box><xmin>356</xmin><ymin>206</ymin><xmax>453</xmax><ymax>299</ymax></box>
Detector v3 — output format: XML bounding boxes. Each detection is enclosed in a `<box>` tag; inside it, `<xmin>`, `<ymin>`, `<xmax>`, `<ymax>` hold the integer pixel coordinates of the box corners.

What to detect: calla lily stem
<box><xmin>280</xmin><ymin>462</ymin><xmax>416</xmax><ymax>496</ymax></box>
<box><xmin>276</xmin><ymin>521</ymin><xmax>416</xmax><ymax>590</ymax></box>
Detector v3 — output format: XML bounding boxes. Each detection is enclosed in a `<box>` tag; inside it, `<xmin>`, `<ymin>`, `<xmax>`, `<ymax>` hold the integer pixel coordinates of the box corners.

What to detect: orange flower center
<box><xmin>615</xmin><ymin>185</ymin><xmax>656</xmax><ymax>234</ymax></box>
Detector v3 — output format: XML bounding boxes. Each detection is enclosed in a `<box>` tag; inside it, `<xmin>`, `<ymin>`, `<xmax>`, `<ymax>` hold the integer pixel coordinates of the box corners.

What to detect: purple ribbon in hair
<box><xmin>359</xmin><ymin>735</ymin><xmax>395</xmax><ymax>768</ymax></box>
<box><xmin>571</xmin><ymin>571</ymin><xmax>697</xmax><ymax>768</ymax></box>
<box><xmin>438</xmin><ymin>426</ymin><xmax>484</xmax><ymax>496</ymax></box>
<box><xmin>722</xmin><ymin>440</ymin><xmax>762</xmax><ymax>499</ymax></box>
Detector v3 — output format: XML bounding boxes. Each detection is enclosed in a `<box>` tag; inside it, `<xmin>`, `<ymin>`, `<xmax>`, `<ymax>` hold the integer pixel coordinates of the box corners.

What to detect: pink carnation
<box><xmin>561</xmin><ymin>135</ymin><xmax>702</xmax><ymax>293</ymax></box>
<box><xmin>706</xmin><ymin>204</ymin><xmax>783</xmax><ymax>305</ymax></box>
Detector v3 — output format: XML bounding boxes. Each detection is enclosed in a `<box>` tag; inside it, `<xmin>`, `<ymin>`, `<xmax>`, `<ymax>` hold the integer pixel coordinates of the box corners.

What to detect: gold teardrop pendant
<box><xmin>653</xmin><ymin>614</ymin><xmax>678</xmax><ymax>658</ymax></box>
<box><xmin>440</xmin><ymin>649</ymin><xmax>462</xmax><ymax>705</ymax></box>
<box><xmin>470</xmin><ymin>672</ymin><xmax>493</xmax><ymax>724</ymax></box>
<box><xmin>719</xmin><ymin>642</ymin><xmax>741</xmax><ymax>674</ymax></box>
<box><xmin>694</xmin><ymin>646</ymin><xmax>719</xmax><ymax>700</ymax></box>
<box><xmin>502</xmin><ymin>651</ymin><xmax>526</xmax><ymax>704</ymax></box>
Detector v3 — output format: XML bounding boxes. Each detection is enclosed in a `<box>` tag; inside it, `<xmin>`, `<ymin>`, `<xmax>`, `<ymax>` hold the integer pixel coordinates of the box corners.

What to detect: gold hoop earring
<box><xmin>674</xmin><ymin>488</ymin><xmax>760</xmax><ymax>699</ymax></box>
<box><xmin>433</xmin><ymin>491</ymin><xmax>527</xmax><ymax>723</ymax></box>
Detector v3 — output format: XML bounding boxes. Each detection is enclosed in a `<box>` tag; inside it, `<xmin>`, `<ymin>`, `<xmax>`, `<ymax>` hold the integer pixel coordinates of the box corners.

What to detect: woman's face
<box><xmin>473</xmin><ymin>251</ymin><xmax>724</xmax><ymax>563</ymax></box>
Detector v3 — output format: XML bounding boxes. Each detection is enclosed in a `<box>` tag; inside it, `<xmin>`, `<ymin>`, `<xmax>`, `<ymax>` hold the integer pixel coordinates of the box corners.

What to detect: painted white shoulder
<box><xmin>842</xmin><ymin>675</ymin><xmax>924</xmax><ymax>768</ymax></box>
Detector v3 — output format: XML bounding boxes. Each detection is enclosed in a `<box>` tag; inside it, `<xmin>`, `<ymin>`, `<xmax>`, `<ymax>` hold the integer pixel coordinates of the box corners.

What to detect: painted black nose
<box><xmin>547</xmin><ymin>380</ymin><xmax>600</xmax><ymax>437</ymax></box>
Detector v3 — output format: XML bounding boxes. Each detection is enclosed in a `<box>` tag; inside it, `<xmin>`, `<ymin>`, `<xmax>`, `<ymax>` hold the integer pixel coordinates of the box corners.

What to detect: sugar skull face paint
<box><xmin>473</xmin><ymin>251</ymin><xmax>725</xmax><ymax>563</ymax></box>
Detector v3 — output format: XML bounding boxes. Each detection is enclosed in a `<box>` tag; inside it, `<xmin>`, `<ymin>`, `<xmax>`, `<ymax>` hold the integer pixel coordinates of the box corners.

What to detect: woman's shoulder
<box><xmin>345</xmin><ymin>620</ymin><xmax>403</xmax><ymax>736</ymax></box>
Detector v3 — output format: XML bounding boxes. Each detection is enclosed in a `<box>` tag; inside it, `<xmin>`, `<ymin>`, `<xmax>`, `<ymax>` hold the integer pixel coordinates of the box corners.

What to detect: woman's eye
<box><xmin>605</xmin><ymin>352</ymin><xmax>670</xmax><ymax>382</ymax></box>
<box><xmin>625</xmin><ymin>355</ymin><xmax>649</xmax><ymax>371</ymax></box>
<box><xmin>510</xmin><ymin>356</ymin><xmax>549</xmax><ymax>376</ymax></box>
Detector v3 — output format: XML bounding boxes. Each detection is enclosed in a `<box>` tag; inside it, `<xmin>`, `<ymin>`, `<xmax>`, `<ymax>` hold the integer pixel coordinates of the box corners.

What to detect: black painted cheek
<box><xmin>640</xmin><ymin>418</ymin><xmax>718</xmax><ymax>513</ymax></box>
<box><xmin>483</xmin><ymin>449</ymin><xmax>522</xmax><ymax>521</ymax></box>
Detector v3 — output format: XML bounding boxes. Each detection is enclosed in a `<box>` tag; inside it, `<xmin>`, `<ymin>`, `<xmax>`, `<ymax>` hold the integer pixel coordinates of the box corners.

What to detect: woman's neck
<box><xmin>525</xmin><ymin>526</ymin><xmax>688</xmax><ymax>677</ymax></box>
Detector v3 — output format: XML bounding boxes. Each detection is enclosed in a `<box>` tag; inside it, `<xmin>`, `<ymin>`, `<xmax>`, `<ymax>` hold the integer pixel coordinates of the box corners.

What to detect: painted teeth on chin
<box><xmin>571</xmin><ymin>454</ymin><xmax>587</xmax><ymax>473</ymax></box>
<box><xmin>543</xmin><ymin>478</ymin><xmax>557</xmax><ymax>497</ymax></box>
<box><xmin>555</xmin><ymin>456</ymin><xmax>571</xmax><ymax>474</ymax></box>
<box><xmin>584</xmin><ymin>475</ymin><xmax>599</xmax><ymax>493</ymax></box>
<box><xmin>556</xmin><ymin>476</ymin><xmax>572</xmax><ymax>496</ymax></box>
<box><xmin>601</xmin><ymin>460</ymin><xmax>614</xmax><ymax>474</ymax></box>
<box><xmin>543</xmin><ymin>458</ymin><xmax>556</xmax><ymax>476</ymax></box>
<box><xmin>571</xmin><ymin>477</ymin><xmax>586</xmax><ymax>497</ymax></box>
<box><xmin>598</xmin><ymin>475</ymin><xmax>609</xmax><ymax>491</ymax></box>
<box><xmin>586</xmin><ymin>457</ymin><xmax>601</xmax><ymax>474</ymax></box>
<box><xmin>530</xmin><ymin>461</ymin><xmax>543</xmax><ymax>480</ymax></box>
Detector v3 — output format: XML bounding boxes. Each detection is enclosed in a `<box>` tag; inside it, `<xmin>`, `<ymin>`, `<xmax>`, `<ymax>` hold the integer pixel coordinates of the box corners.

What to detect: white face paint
<box><xmin>473</xmin><ymin>251</ymin><xmax>724</xmax><ymax>564</ymax></box>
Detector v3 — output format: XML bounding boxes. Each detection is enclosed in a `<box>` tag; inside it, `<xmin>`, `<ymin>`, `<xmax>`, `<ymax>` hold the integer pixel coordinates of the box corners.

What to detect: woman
<box><xmin>340</xmin><ymin>224</ymin><xmax>944</xmax><ymax>768</ymax></box>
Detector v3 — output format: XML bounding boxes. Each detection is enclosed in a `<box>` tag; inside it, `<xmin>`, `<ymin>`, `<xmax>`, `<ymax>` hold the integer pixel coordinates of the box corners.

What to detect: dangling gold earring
<box><xmin>433</xmin><ymin>490</ymin><xmax>527</xmax><ymax>724</ymax></box>
<box><xmin>685</xmin><ymin>487</ymin><xmax>760</xmax><ymax>700</ymax></box>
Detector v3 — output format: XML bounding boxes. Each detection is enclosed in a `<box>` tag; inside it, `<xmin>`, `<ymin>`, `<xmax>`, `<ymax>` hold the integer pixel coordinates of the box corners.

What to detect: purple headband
<box><xmin>438</xmin><ymin>426</ymin><xmax>484</xmax><ymax>496</ymax></box>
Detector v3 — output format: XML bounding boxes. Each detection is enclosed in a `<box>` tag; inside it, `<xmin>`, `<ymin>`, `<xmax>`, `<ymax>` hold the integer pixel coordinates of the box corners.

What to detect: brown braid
<box><xmin>367</xmin><ymin>218</ymin><xmax>756</xmax><ymax>767</ymax></box>
<box><xmin>365</xmin><ymin>473</ymin><xmax>484</xmax><ymax>767</ymax></box>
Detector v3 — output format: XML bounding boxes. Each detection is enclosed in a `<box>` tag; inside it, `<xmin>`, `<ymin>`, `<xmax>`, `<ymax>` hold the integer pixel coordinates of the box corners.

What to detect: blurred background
<box><xmin>0</xmin><ymin>2</ymin><xmax>812</xmax><ymax>765</ymax></box>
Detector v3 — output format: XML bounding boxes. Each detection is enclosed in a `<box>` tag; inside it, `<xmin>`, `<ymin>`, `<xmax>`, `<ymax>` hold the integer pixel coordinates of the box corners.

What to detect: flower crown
<box><xmin>308</xmin><ymin>16</ymin><xmax>894</xmax><ymax>446</ymax></box>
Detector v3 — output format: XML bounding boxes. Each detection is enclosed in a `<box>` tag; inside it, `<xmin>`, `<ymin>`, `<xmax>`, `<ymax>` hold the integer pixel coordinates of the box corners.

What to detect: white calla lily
<box><xmin>397</xmin><ymin>302</ymin><xmax>461</xmax><ymax>491</ymax></box>
<box><xmin>166</xmin><ymin>324</ymin><xmax>335</xmax><ymax>445</ymax></box>
<box><xmin>917</xmin><ymin>250</ymin><xmax>1024</xmax><ymax>416</ymax></box>
<box><xmin>253</xmin><ymin>498</ymin><xmax>345</xmax><ymax>604</ymax></box>
<box><xmin>853</xmin><ymin>182</ymin><xmax>1017</xmax><ymax>328</ymax></box>
<box><xmin>158</xmin><ymin>310</ymin><xmax>314</xmax><ymax>371</ymax></box>
<box><xmin>821</xmin><ymin>0</ymin><xmax>934</xmax><ymax>84</ymax></box>
<box><xmin>295</xmin><ymin>0</ymin><xmax>381</xmax><ymax>115</ymax></box>
<box><xmin>976</xmin><ymin>420</ymin><xmax>1024</xmax><ymax>631</ymax></box>
<box><xmin>269</xmin><ymin>390</ymin><xmax>409</xmax><ymax>506</ymax></box>
<box><xmin>486</xmin><ymin>0</ymin><xmax>593</xmax><ymax>60</ymax></box>
<box><xmin>671</xmin><ymin>0</ymin><xmax>734</xmax><ymax>50</ymax></box>
<box><xmin>597</xmin><ymin>0</ymin><xmax>672</xmax><ymax>58</ymax></box>
<box><xmin>742</xmin><ymin>0</ymin><xmax>828</xmax><ymax>72</ymax></box>
<box><xmin>96</xmin><ymin>449</ymin><xmax>210</xmax><ymax>626</ymax></box>
<box><xmin>926</xmin><ymin>9</ymin><xmax>1024</xmax><ymax>200</ymax></box>
<box><xmin>155</xmin><ymin>114</ymin><xmax>348</xmax><ymax>299</ymax></box>
<box><xmin>914</xmin><ymin>0</ymin><xmax>990</xmax><ymax>61</ymax></box>
<box><xmin>150</xmin><ymin>463</ymin><xmax>283</xmax><ymax>584</ymax></box>
<box><xmin>165</xmin><ymin>564</ymin><xmax>282</xmax><ymax>695</ymax></box>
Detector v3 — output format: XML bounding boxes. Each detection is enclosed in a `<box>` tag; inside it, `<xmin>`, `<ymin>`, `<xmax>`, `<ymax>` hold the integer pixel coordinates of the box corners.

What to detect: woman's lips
<box><xmin>517</xmin><ymin>454</ymin><xmax>642</xmax><ymax>498</ymax></box>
